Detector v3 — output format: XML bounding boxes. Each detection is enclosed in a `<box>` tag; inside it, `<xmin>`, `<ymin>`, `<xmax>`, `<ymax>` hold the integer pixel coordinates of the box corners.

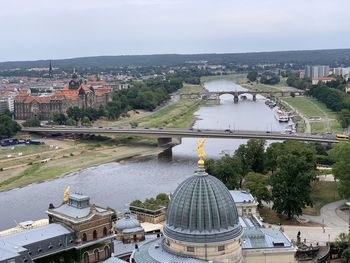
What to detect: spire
<box><xmin>49</xmin><ymin>60</ymin><xmax>53</xmax><ymax>79</ymax></box>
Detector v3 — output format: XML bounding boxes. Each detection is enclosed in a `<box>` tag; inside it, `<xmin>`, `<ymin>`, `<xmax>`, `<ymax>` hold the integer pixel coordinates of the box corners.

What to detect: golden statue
<box><xmin>63</xmin><ymin>186</ymin><xmax>70</xmax><ymax>203</ymax></box>
<box><xmin>197</xmin><ymin>139</ymin><xmax>206</xmax><ymax>166</ymax></box>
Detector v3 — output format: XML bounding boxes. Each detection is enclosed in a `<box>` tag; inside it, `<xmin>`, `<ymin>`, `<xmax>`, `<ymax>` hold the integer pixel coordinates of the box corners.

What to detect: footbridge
<box><xmin>180</xmin><ymin>90</ymin><xmax>305</xmax><ymax>102</ymax></box>
<box><xmin>22</xmin><ymin>127</ymin><xmax>338</xmax><ymax>146</ymax></box>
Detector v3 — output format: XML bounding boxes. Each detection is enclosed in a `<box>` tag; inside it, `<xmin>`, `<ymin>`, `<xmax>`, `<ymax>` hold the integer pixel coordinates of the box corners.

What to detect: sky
<box><xmin>0</xmin><ymin>0</ymin><xmax>349</xmax><ymax>62</ymax></box>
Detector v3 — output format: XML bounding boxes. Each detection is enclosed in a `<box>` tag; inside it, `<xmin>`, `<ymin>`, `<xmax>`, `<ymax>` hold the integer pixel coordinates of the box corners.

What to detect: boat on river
<box><xmin>273</xmin><ymin>107</ymin><xmax>289</xmax><ymax>122</ymax></box>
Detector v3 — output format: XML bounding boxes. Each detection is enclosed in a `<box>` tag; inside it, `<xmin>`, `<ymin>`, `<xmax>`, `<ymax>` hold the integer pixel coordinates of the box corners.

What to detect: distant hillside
<box><xmin>0</xmin><ymin>49</ymin><xmax>350</xmax><ymax>69</ymax></box>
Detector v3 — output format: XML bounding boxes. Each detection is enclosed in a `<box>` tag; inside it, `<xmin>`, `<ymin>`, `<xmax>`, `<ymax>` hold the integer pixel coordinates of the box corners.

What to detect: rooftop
<box><xmin>230</xmin><ymin>190</ymin><xmax>256</xmax><ymax>203</ymax></box>
<box><xmin>132</xmin><ymin>237</ymin><xmax>209</xmax><ymax>263</ymax></box>
<box><xmin>0</xmin><ymin>223</ymin><xmax>71</xmax><ymax>260</ymax></box>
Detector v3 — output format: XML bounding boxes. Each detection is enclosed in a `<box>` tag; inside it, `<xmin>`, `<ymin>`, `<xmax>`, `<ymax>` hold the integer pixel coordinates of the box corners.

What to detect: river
<box><xmin>0</xmin><ymin>79</ymin><xmax>291</xmax><ymax>230</ymax></box>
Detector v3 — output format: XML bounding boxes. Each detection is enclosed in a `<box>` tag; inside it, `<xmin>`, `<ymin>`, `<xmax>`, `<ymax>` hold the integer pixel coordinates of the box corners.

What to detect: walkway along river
<box><xmin>0</xmin><ymin>79</ymin><xmax>292</xmax><ymax>230</ymax></box>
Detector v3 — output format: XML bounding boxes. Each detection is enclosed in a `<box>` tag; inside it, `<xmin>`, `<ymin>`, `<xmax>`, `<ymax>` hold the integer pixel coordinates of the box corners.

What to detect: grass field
<box><xmin>0</xmin><ymin>144</ymin><xmax>52</xmax><ymax>160</ymax></box>
<box><xmin>303</xmin><ymin>181</ymin><xmax>340</xmax><ymax>216</ymax></box>
<box><xmin>136</xmin><ymin>99</ymin><xmax>206</xmax><ymax>128</ymax></box>
<box><xmin>178</xmin><ymin>83</ymin><xmax>207</xmax><ymax>94</ymax></box>
<box><xmin>282</xmin><ymin>96</ymin><xmax>342</xmax><ymax>133</ymax></box>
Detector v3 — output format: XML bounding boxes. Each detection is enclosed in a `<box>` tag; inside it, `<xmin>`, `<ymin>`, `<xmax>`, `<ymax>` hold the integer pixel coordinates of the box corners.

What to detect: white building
<box><xmin>230</xmin><ymin>190</ymin><xmax>259</xmax><ymax>217</ymax></box>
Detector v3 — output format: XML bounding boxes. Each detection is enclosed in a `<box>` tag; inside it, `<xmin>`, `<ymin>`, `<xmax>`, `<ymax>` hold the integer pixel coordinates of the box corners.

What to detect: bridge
<box><xmin>22</xmin><ymin>127</ymin><xmax>338</xmax><ymax>146</ymax></box>
<box><xmin>180</xmin><ymin>90</ymin><xmax>305</xmax><ymax>102</ymax></box>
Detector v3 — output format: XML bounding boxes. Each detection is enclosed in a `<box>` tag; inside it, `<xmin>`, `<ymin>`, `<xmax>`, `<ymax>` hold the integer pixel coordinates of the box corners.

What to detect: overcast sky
<box><xmin>0</xmin><ymin>0</ymin><xmax>349</xmax><ymax>62</ymax></box>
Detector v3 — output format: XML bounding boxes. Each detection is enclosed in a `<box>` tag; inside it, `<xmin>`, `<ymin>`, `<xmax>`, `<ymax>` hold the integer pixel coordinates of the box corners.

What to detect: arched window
<box><xmin>82</xmin><ymin>233</ymin><xmax>87</xmax><ymax>242</ymax></box>
<box><xmin>103</xmin><ymin>227</ymin><xmax>108</xmax><ymax>237</ymax></box>
<box><xmin>83</xmin><ymin>252</ymin><xmax>89</xmax><ymax>263</ymax></box>
<box><xmin>94</xmin><ymin>249</ymin><xmax>99</xmax><ymax>262</ymax></box>
<box><xmin>104</xmin><ymin>246</ymin><xmax>110</xmax><ymax>258</ymax></box>
<box><xmin>93</xmin><ymin>230</ymin><xmax>97</xmax><ymax>240</ymax></box>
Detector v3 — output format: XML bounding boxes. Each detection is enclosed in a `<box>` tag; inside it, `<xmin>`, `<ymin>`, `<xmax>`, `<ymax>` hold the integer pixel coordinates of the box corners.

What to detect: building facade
<box><xmin>14</xmin><ymin>73</ymin><xmax>112</xmax><ymax>120</ymax></box>
<box><xmin>0</xmin><ymin>193</ymin><xmax>116</xmax><ymax>263</ymax></box>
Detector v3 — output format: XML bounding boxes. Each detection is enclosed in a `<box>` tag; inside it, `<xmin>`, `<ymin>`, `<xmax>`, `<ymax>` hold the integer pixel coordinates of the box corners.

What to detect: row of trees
<box><xmin>205</xmin><ymin>139</ymin><xmax>317</xmax><ymax>219</ymax></box>
<box><xmin>247</xmin><ymin>71</ymin><xmax>280</xmax><ymax>85</ymax></box>
<box><xmin>105</xmin><ymin>77</ymin><xmax>183</xmax><ymax>120</ymax></box>
<box><xmin>307</xmin><ymin>83</ymin><xmax>350</xmax><ymax>127</ymax></box>
<box><xmin>286</xmin><ymin>73</ymin><xmax>312</xmax><ymax>90</ymax></box>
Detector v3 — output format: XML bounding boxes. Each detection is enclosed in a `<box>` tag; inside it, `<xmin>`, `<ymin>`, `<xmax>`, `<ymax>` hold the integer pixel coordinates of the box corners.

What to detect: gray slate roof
<box><xmin>103</xmin><ymin>257</ymin><xmax>128</xmax><ymax>263</ymax></box>
<box><xmin>229</xmin><ymin>190</ymin><xmax>255</xmax><ymax>203</ymax></box>
<box><xmin>164</xmin><ymin>171</ymin><xmax>242</xmax><ymax>243</ymax></box>
<box><xmin>242</xmin><ymin>228</ymin><xmax>293</xmax><ymax>249</ymax></box>
<box><xmin>50</xmin><ymin>204</ymin><xmax>106</xmax><ymax>219</ymax></box>
<box><xmin>132</xmin><ymin>237</ymin><xmax>210</xmax><ymax>263</ymax></box>
<box><xmin>0</xmin><ymin>223</ymin><xmax>71</xmax><ymax>260</ymax></box>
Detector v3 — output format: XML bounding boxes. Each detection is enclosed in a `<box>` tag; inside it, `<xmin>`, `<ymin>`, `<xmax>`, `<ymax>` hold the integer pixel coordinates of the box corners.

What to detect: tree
<box><xmin>66</xmin><ymin>118</ymin><xmax>76</xmax><ymax>126</ymax></box>
<box><xmin>22</xmin><ymin>118</ymin><xmax>41</xmax><ymax>127</ymax></box>
<box><xmin>338</xmin><ymin>109</ymin><xmax>350</xmax><ymax>128</ymax></box>
<box><xmin>235</xmin><ymin>139</ymin><xmax>266</xmax><ymax>186</ymax></box>
<box><xmin>67</xmin><ymin>107</ymin><xmax>82</xmax><ymax>121</ymax></box>
<box><xmin>205</xmin><ymin>155</ymin><xmax>242</xmax><ymax>189</ymax></box>
<box><xmin>0</xmin><ymin>115</ymin><xmax>21</xmax><ymax>139</ymax></box>
<box><xmin>243</xmin><ymin>172</ymin><xmax>271</xmax><ymax>207</ymax></box>
<box><xmin>247</xmin><ymin>71</ymin><xmax>258</xmax><ymax>82</ymax></box>
<box><xmin>329</xmin><ymin>143</ymin><xmax>350</xmax><ymax>197</ymax></box>
<box><xmin>81</xmin><ymin>116</ymin><xmax>91</xmax><ymax>126</ymax></box>
<box><xmin>270</xmin><ymin>141</ymin><xmax>317</xmax><ymax>219</ymax></box>
<box><xmin>51</xmin><ymin>112</ymin><xmax>67</xmax><ymax>125</ymax></box>
<box><xmin>106</xmin><ymin>101</ymin><xmax>121</xmax><ymax>120</ymax></box>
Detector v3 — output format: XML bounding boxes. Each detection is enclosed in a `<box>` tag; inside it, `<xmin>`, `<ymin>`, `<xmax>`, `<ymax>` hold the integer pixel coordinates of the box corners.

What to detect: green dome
<box><xmin>164</xmin><ymin>170</ymin><xmax>242</xmax><ymax>243</ymax></box>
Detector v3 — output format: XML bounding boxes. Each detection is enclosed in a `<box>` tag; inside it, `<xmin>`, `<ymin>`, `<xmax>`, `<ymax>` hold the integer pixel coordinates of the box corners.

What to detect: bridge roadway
<box><xmin>22</xmin><ymin>127</ymin><xmax>338</xmax><ymax>144</ymax></box>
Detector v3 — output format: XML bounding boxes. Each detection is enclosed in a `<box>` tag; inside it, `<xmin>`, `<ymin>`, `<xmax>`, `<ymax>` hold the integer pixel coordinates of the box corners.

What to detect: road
<box><xmin>21</xmin><ymin>127</ymin><xmax>339</xmax><ymax>143</ymax></box>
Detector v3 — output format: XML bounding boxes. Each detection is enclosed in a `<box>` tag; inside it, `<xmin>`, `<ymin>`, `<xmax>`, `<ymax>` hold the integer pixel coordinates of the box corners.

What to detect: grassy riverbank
<box><xmin>0</xmin><ymin>139</ymin><xmax>160</xmax><ymax>191</ymax></box>
<box><xmin>282</xmin><ymin>96</ymin><xmax>342</xmax><ymax>133</ymax></box>
<box><xmin>136</xmin><ymin>83</ymin><xmax>207</xmax><ymax>128</ymax></box>
<box><xmin>0</xmin><ymin>83</ymin><xmax>209</xmax><ymax>191</ymax></box>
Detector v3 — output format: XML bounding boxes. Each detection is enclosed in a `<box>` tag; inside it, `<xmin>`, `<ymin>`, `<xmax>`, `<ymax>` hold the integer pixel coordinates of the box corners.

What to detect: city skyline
<box><xmin>1</xmin><ymin>0</ymin><xmax>349</xmax><ymax>62</ymax></box>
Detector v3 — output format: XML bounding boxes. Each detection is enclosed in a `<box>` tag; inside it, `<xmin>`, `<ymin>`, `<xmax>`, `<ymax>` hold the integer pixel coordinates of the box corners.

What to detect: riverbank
<box><xmin>281</xmin><ymin>96</ymin><xmax>342</xmax><ymax>133</ymax></box>
<box><xmin>0</xmin><ymin>139</ymin><xmax>161</xmax><ymax>192</ymax></box>
<box><xmin>135</xmin><ymin>84</ymin><xmax>207</xmax><ymax>128</ymax></box>
<box><xmin>0</xmin><ymin>83</ymin><xmax>209</xmax><ymax>191</ymax></box>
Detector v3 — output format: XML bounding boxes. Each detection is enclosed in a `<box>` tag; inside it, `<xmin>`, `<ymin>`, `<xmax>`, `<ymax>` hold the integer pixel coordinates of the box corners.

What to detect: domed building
<box><xmin>131</xmin><ymin>158</ymin><xmax>244</xmax><ymax>263</ymax></box>
<box><xmin>129</xmin><ymin>142</ymin><xmax>297</xmax><ymax>263</ymax></box>
<box><xmin>114</xmin><ymin>212</ymin><xmax>145</xmax><ymax>243</ymax></box>
<box><xmin>163</xmin><ymin>167</ymin><xmax>243</xmax><ymax>262</ymax></box>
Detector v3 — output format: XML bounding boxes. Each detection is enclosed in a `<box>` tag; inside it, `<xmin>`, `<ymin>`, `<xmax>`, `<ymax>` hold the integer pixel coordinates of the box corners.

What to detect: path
<box><xmin>303</xmin><ymin>200</ymin><xmax>347</xmax><ymax>228</ymax></box>
<box><xmin>265</xmin><ymin>200</ymin><xmax>348</xmax><ymax>244</ymax></box>
<box><xmin>307</xmin><ymin>98</ymin><xmax>331</xmax><ymax>131</ymax></box>
<box><xmin>282</xmin><ymin>99</ymin><xmax>311</xmax><ymax>133</ymax></box>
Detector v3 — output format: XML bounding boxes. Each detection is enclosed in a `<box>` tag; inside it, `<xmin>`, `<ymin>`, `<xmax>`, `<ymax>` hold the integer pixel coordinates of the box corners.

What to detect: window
<box><xmin>104</xmin><ymin>246</ymin><xmax>110</xmax><ymax>258</ymax></box>
<box><xmin>94</xmin><ymin>249</ymin><xmax>99</xmax><ymax>262</ymax></box>
<box><xmin>93</xmin><ymin>230</ymin><xmax>97</xmax><ymax>240</ymax></box>
<box><xmin>248</xmin><ymin>208</ymin><xmax>251</xmax><ymax>213</ymax></box>
<box><xmin>103</xmin><ymin>227</ymin><xmax>108</xmax><ymax>237</ymax></box>
<box><xmin>83</xmin><ymin>252</ymin><xmax>89</xmax><ymax>263</ymax></box>
<box><xmin>82</xmin><ymin>233</ymin><xmax>87</xmax><ymax>242</ymax></box>
<box><xmin>218</xmin><ymin>245</ymin><xmax>225</xmax><ymax>251</ymax></box>
<box><xmin>187</xmin><ymin>246</ymin><xmax>195</xmax><ymax>252</ymax></box>
<box><xmin>37</xmin><ymin>247</ymin><xmax>42</xmax><ymax>253</ymax></box>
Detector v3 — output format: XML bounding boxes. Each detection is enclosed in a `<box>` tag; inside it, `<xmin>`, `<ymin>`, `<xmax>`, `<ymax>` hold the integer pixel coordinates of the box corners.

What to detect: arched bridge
<box><xmin>22</xmin><ymin>127</ymin><xmax>338</xmax><ymax>147</ymax></box>
<box><xmin>180</xmin><ymin>90</ymin><xmax>305</xmax><ymax>102</ymax></box>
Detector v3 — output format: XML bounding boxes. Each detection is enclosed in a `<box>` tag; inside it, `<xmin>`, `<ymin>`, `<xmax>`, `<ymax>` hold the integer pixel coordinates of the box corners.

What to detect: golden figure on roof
<box><xmin>197</xmin><ymin>139</ymin><xmax>206</xmax><ymax>166</ymax></box>
<box><xmin>63</xmin><ymin>186</ymin><xmax>70</xmax><ymax>203</ymax></box>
